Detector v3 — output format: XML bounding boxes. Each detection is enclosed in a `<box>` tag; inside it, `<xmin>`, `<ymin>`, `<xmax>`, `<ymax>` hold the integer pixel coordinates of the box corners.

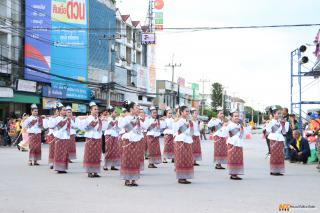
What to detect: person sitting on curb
<box><xmin>289</xmin><ymin>130</ymin><xmax>310</xmax><ymax>164</ymax></box>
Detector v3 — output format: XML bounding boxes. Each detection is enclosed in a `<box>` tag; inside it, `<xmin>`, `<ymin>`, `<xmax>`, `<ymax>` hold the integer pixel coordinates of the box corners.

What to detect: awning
<box><xmin>0</xmin><ymin>93</ymin><xmax>40</xmax><ymax>104</ymax></box>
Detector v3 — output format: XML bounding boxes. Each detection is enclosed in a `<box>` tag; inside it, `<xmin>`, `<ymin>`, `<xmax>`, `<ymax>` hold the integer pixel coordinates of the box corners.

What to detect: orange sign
<box><xmin>154</xmin><ymin>0</ymin><xmax>164</xmax><ymax>10</ymax></box>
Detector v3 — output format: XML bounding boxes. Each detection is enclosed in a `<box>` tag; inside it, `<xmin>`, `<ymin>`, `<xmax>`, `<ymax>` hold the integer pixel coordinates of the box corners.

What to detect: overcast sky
<box><xmin>117</xmin><ymin>0</ymin><xmax>320</xmax><ymax>112</ymax></box>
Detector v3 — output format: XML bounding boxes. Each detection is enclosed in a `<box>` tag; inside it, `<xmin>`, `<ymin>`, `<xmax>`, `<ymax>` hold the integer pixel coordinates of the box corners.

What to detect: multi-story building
<box><xmin>230</xmin><ymin>97</ymin><xmax>246</xmax><ymax>120</ymax></box>
<box><xmin>113</xmin><ymin>9</ymin><xmax>155</xmax><ymax>108</ymax></box>
<box><xmin>155</xmin><ymin>80</ymin><xmax>195</xmax><ymax>109</ymax></box>
<box><xmin>156</xmin><ymin>80</ymin><xmax>178</xmax><ymax>109</ymax></box>
<box><xmin>0</xmin><ymin>0</ymin><xmax>34</xmax><ymax>119</ymax></box>
<box><xmin>88</xmin><ymin>0</ymin><xmax>116</xmax><ymax>105</ymax></box>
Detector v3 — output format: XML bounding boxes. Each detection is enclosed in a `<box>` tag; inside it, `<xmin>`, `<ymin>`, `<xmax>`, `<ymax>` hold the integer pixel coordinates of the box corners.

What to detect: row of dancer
<box><xmin>21</xmin><ymin>100</ymin><xmax>258</xmax><ymax>186</ymax></box>
<box><xmin>21</xmin><ymin>101</ymin><xmax>205</xmax><ymax>185</ymax></box>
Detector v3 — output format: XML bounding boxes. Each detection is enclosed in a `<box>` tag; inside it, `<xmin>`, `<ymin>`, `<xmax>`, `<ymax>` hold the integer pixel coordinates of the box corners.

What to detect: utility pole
<box><xmin>257</xmin><ymin>102</ymin><xmax>260</xmax><ymax>125</ymax></box>
<box><xmin>100</xmin><ymin>33</ymin><xmax>120</xmax><ymax>107</ymax></box>
<box><xmin>107</xmin><ymin>37</ymin><xmax>113</xmax><ymax>107</ymax></box>
<box><xmin>251</xmin><ymin>99</ymin><xmax>254</xmax><ymax>122</ymax></box>
<box><xmin>147</xmin><ymin>0</ymin><xmax>154</xmax><ymax>32</ymax></box>
<box><xmin>199</xmin><ymin>79</ymin><xmax>210</xmax><ymax>115</ymax></box>
<box><xmin>166</xmin><ymin>55</ymin><xmax>181</xmax><ymax>109</ymax></box>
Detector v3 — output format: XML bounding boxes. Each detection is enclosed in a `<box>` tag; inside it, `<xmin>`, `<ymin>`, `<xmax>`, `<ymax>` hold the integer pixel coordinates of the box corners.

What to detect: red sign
<box><xmin>155</xmin><ymin>25</ymin><xmax>163</xmax><ymax>31</ymax></box>
<box><xmin>154</xmin><ymin>0</ymin><xmax>164</xmax><ymax>10</ymax></box>
<box><xmin>314</xmin><ymin>30</ymin><xmax>320</xmax><ymax>59</ymax></box>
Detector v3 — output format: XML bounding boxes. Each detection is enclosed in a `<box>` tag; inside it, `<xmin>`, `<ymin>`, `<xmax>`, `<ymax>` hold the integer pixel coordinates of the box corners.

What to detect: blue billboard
<box><xmin>25</xmin><ymin>0</ymin><xmax>90</xmax><ymax>100</ymax></box>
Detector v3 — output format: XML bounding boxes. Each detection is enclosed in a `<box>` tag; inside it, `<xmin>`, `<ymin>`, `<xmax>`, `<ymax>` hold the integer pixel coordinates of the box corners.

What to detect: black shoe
<box><xmin>88</xmin><ymin>173</ymin><xmax>94</xmax><ymax>178</ymax></box>
<box><xmin>28</xmin><ymin>162</ymin><xmax>33</xmax><ymax>166</ymax></box>
<box><xmin>178</xmin><ymin>179</ymin><xmax>191</xmax><ymax>184</ymax></box>
<box><xmin>33</xmin><ymin>162</ymin><xmax>40</xmax><ymax>166</ymax></box>
<box><xmin>50</xmin><ymin>166</ymin><xmax>54</xmax><ymax>170</ymax></box>
<box><xmin>93</xmin><ymin>173</ymin><xmax>101</xmax><ymax>178</ymax></box>
<box><xmin>215</xmin><ymin>166</ymin><xmax>225</xmax><ymax>170</ymax></box>
<box><xmin>230</xmin><ymin>176</ymin><xmax>242</xmax><ymax>180</ymax></box>
<box><xmin>17</xmin><ymin>145</ymin><xmax>20</xmax><ymax>151</ymax></box>
<box><xmin>131</xmin><ymin>182</ymin><xmax>139</xmax><ymax>187</ymax></box>
<box><xmin>163</xmin><ymin>160</ymin><xmax>168</xmax><ymax>163</ymax></box>
<box><xmin>57</xmin><ymin>171</ymin><xmax>67</xmax><ymax>174</ymax></box>
<box><xmin>171</xmin><ymin>159</ymin><xmax>175</xmax><ymax>163</ymax></box>
<box><xmin>103</xmin><ymin>167</ymin><xmax>108</xmax><ymax>171</ymax></box>
<box><xmin>270</xmin><ymin>173</ymin><xmax>284</xmax><ymax>176</ymax></box>
<box><xmin>125</xmin><ymin>181</ymin><xmax>132</xmax><ymax>187</ymax></box>
<box><xmin>111</xmin><ymin>166</ymin><xmax>119</xmax><ymax>171</ymax></box>
<box><xmin>148</xmin><ymin>164</ymin><xmax>157</xmax><ymax>168</ymax></box>
<box><xmin>194</xmin><ymin>163</ymin><xmax>200</xmax><ymax>166</ymax></box>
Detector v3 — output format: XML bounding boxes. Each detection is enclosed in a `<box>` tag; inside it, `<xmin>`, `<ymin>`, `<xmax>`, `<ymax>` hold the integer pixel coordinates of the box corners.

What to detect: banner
<box><xmin>25</xmin><ymin>0</ymin><xmax>90</xmax><ymax>100</ymax></box>
<box><xmin>25</xmin><ymin>0</ymin><xmax>51</xmax><ymax>83</ymax></box>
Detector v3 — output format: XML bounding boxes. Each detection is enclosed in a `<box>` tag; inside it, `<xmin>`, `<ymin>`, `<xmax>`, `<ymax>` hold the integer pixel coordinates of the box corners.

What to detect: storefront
<box><xmin>41</xmin><ymin>86</ymin><xmax>91</xmax><ymax>115</ymax></box>
<box><xmin>0</xmin><ymin>89</ymin><xmax>40</xmax><ymax>120</ymax></box>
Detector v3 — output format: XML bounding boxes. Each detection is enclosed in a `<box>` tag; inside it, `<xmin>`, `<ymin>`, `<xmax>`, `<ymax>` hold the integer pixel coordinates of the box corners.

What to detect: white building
<box><xmin>230</xmin><ymin>97</ymin><xmax>246</xmax><ymax>120</ymax></box>
<box><xmin>112</xmin><ymin>9</ymin><xmax>155</xmax><ymax>107</ymax></box>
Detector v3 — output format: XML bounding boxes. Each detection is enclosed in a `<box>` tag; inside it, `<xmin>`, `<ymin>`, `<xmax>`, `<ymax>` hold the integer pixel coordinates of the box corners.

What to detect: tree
<box><xmin>203</xmin><ymin>108</ymin><xmax>217</xmax><ymax>119</ymax></box>
<box><xmin>211</xmin><ymin>82</ymin><xmax>223</xmax><ymax>111</ymax></box>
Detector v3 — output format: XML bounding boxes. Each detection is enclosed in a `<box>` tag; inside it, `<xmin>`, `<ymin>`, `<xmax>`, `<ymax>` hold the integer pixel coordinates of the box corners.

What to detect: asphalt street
<box><xmin>0</xmin><ymin>133</ymin><xmax>319</xmax><ymax>213</ymax></box>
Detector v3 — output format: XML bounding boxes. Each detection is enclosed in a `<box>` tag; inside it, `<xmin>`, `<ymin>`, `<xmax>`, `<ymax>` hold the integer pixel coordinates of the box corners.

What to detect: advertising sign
<box><xmin>72</xmin><ymin>103</ymin><xmax>87</xmax><ymax>113</ymax></box>
<box><xmin>0</xmin><ymin>87</ymin><xmax>14</xmax><ymax>98</ymax></box>
<box><xmin>154</xmin><ymin>1</ymin><xmax>164</xmax><ymax>31</ymax></box>
<box><xmin>137</xmin><ymin>68</ymin><xmax>147</xmax><ymax>89</ymax></box>
<box><xmin>25</xmin><ymin>0</ymin><xmax>90</xmax><ymax>100</ymax></box>
<box><xmin>42</xmin><ymin>86</ymin><xmax>67</xmax><ymax>99</ymax></box>
<box><xmin>141</xmin><ymin>33</ymin><xmax>156</xmax><ymax>45</ymax></box>
<box><xmin>16</xmin><ymin>79</ymin><xmax>37</xmax><ymax>93</ymax></box>
<box><xmin>42</xmin><ymin>97</ymin><xmax>57</xmax><ymax>109</ymax></box>
<box><xmin>25</xmin><ymin>0</ymin><xmax>51</xmax><ymax>83</ymax></box>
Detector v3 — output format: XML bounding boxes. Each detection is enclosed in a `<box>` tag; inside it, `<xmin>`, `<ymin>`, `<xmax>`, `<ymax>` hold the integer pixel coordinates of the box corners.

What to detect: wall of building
<box><xmin>88</xmin><ymin>0</ymin><xmax>116</xmax><ymax>83</ymax></box>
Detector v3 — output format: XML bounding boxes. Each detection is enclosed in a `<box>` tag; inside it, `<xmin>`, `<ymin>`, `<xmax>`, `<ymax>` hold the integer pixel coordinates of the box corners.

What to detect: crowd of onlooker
<box><xmin>263</xmin><ymin>108</ymin><xmax>320</xmax><ymax>171</ymax></box>
<box><xmin>0</xmin><ymin>113</ymin><xmax>29</xmax><ymax>150</ymax></box>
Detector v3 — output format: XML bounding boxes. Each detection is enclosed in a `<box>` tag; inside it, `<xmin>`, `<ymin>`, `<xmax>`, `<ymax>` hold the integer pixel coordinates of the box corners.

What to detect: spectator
<box><xmin>282</xmin><ymin>108</ymin><xmax>291</xmax><ymax>160</ymax></box>
<box><xmin>289</xmin><ymin>114</ymin><xmax>299</xmax><ymax>131</ymax></box>
<box><xmin>0</xmin><ymin>120</ymin><xmax>4</xmax><ymax>145</ymax></box>
<box><xmin>289</xmin><ymin>130</ymin><xmax>310</xmax><ymax>164</ymax></box>
<box><xmin>2</xmin><ymin>117</ymin><xmax>12</xmax><ymax>146</ymax></box>
<box><xmin>200</xmin><ymin>120</ymin><xmax>207</xmax><ymax>140</ymax></box>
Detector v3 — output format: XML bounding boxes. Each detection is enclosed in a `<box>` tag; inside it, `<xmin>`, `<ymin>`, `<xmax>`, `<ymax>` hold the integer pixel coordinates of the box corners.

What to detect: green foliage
<box><xmin>115</xmin><ymin>106</ymin><xmax>122</xmax><ymax>116</ymax></box>
<box><xmin>203</xmin><ymin>108</ymin><xmax>217</xmax><ymax>119</ymax></box>
<box><xmin>211</xmin><ymin>82</ymin><xmax>223</xmax><ymax>110</ymax></box>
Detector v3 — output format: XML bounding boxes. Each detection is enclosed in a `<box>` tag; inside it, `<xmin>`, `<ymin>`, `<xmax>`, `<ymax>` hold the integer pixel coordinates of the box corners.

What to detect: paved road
<box><xmin>0</xmin><ymin>134</ymin><xmax>319</xmax><ymax>213</ymax></box>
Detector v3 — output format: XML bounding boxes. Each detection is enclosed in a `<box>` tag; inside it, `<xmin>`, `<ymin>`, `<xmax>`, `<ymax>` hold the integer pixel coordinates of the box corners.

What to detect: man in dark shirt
<box><xmin>282</xmin><ymin>108</ymin><xmax>291</xmax><ymax>160</ymax></box>
<box><xmin>289</xmin><ymin>130</ymin><xmax>311</xmax><ymax>164</ymax></box>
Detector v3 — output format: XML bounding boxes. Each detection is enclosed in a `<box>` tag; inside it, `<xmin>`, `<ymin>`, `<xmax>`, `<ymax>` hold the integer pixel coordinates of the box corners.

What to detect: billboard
<box><xmin>25</xmin><ymin>0</ymin><xmax>90</xmax><ymax>100</ymax></box>
<box><xmin>141</xmin><ymin>33</ymin><xmax>156</xmax><ymax>45</ymax></box>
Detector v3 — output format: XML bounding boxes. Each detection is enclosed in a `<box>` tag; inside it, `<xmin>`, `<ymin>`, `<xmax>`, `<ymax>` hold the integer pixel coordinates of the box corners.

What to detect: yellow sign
<box><xmin>52</xmin><ymin>0</ymin><xmax>87</xmax><ymax>25</ymax></box>
<box><xmin>42</xmin><ymin>98</ymin><xmax>57</xmax><ymax>109</ymax></box>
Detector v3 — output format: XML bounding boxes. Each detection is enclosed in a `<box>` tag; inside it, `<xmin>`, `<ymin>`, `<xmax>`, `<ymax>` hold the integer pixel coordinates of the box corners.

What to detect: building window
<box><xmin>111</xmin><ymin>93</ymin><xmax>125</xmax><ymax>102</ymax></box>
<box><xmin>138</xmin><ymin>95</ymin><xmax>143</xmax><ymax>101</ymax></box>
<box><xmin>116</xmin><ymin>20</ymin><xmax>121</xmax><ymax>34</ymax></box>
<box><xmin>142</xmin><ymin>45</ymin><xmax>148</xmax><ymax>67</ymax></box>
<box><xmin>126</xmin><ymin>26</ymin><xmax>132</xmax><ymax>43</ymax></box>
<box><xmin>136</xmin><ymin>51</ymin><xmax>141</xmax><ymax>65</ymax></box>
<box><xmin>126</xmin><ymin>47</ymin><xmax>131</xmax><ymax>65</ymax></box>
<box><xmin>147</xmin><ymin>97</ymin><xmax>153</xmax><ymax>102</ymax></box>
